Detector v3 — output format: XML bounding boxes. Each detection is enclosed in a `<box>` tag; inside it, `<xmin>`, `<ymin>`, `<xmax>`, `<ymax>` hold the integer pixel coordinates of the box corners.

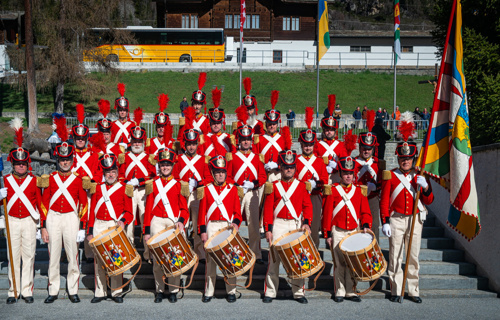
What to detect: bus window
<box><xmin>160</xmin><ymin>33</ymin><xmax>168</xmax><ymax>45</ymax></box>
<box><xmin>133</xmin><ymin>31</ymin><xmax>159</xmax><ymax>45</ymax></box>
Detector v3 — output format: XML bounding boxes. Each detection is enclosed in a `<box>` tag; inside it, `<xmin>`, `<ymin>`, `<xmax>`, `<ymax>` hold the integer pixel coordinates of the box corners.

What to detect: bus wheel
<box><xmin>106</xmin><ymin>54</ymin><xmax>119</xmax><ymax>62</ymax></box>
<box><xmin>179</xmin><ymin>55</ymin><xmax>192</xmax><ymax>62</ymax></box>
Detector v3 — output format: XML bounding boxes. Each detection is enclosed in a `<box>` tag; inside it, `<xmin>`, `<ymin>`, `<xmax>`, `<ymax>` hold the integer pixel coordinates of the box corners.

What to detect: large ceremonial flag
<box><xmin>394</xmin><ymin>0</ymin><xmax>401</xmax><ymax>64</ymax></box>
<box><xmin>240</xmin><ymin>0</ymin><xmax>246</xmax><ymax>41</ymax></box>
<box><xmin>318</xmin><ymin>0</ymin><xmax>330</xmax><ymax>61</ymax></box>
<box><xmin>416</xmin><ymin>0</ymin><xmax>480</xmax><ymax>240</ymax></box>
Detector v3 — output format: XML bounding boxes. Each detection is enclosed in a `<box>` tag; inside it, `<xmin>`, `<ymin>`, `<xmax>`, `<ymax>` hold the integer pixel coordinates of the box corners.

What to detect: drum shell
<box><xmin>338</xmin><ymin>230</ymin><xmax>387</xmax><ymax>282</ymax></box>
<box><xmin>147</xmin><ymin>226</ymin><xmax>198</xmax><ymax>278</ymax></box>
<box><xmin>89</xmin><ymin>226</ymin><xmax>141</xmax><ymax>277</ymax></box>
<box><xmin>204</xmin><ymin>227</ymin><xmax>256</xmax><ymax>278</ymax></box>
<box><xmin>272</xmin><ymin>229</ymin><xmax>324</xmax><ymax>280</ymax></box>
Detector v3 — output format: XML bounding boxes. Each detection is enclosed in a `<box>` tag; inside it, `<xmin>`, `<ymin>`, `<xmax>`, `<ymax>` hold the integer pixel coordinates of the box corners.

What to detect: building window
<box><xmin>233</xmin><ymin>15</ymin><xmax>240</xmax><ymax>29</ymax></box>
<box><xmin>225</xmin><ymin>15</ymin><xmax>232</xmax><ymax>29</ymax></box>
<box><xmin>226</xmin><ymin>14</ymin><xmax>259</xmax><ymax>29</ymax></box>
<box><xmin>283</xmin><ymin>17</ymin><xmax>300</xmax><ymax>31</ymax></box>
<box><xmin>350</xmin><ymin>46</ymin><xmax>371</xmax><ymax>52</ymax></box>
<box><xmin>273</xmin><ymin>50</ymin><xmax>283</xmax><ymax>63</ymax></box>
<box><xmin>402</xmin><ymin>46</ymin><xmax>413</xmax><ymax>53</ymax></box>
<box><xmin>182</xmin><ymin>15</ymin><xmax>198</xmax><ymax>28</ymax></box>
<box><xmin>252</xmin><ymin>15</ymin><xmax>260</xmax><ymax>29</ymax></box>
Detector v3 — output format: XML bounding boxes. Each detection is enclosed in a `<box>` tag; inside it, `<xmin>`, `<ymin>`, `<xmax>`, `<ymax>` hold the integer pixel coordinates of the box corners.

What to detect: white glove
<box><xmin>0</xmin><ymin>215</ymin><xmax>5</xmax><ymax>229</ymax></box>
<box><xmin>0</xmin><ymin>187</ymin><xmax>7</xmax><ymax>201</ymax></box>
<box><xmin>308</xmin><ymin>179</ymin><xmax>317</xmax><ymax>190</ymax></box>
<box><xmin>52</xmin><ymin>123</ymin><xmax>57</xmax><ymax>131</ymax></box>
<box><xmin>326</xmin><ymin>166</ymin><xmax>333</xmax><ymax>174</ymax></box>
<box><xmin>127</xmin><ymin>178</ymin><xmax>139</xmax><ymax>187</ymax></box>
<box><xmin>264</xmin><ymin>161</ymin><xmax>278</xmax><ymax>171</ymax></box>
<box><xmin>119</xmin><ymin>143</ymin><xmax>128</xmax><ymax>149</ymax></box>
<box><xmin>36</xmin><ymin>229</ymin><xmax>42</xmax><ymax>240</ymax></box>
<box><xmin>189</xmin><ymin>178</ymin><xmax>198</xmax><ymax>193</ymax></box>
<box><xmin>367</xmin><ymin>182</ymin><xmax>377</xmax><ymax>195</ymax></box>
<box><xmin>382</xmin><ymin>224</ymin><xmax>391</xmax><ymax>238</ymax></box>
<box><xmin>76</xmin><ymin>230</ymin><xmax>86</xmax><ymax>243</ymax></box>
<box><xmin>416</xmin><ymin>176</ymin><xmax>429</xmax><ymax>189</ymax></box>
<box><xmin>242</xmin><ymin>181</ymin><xmax>255</xmax><ymax>191</ymax></box>
<box><xmin>328</xmin><ymin>160</ymin><xmax>338</xmax><ymax>170</ymax></box>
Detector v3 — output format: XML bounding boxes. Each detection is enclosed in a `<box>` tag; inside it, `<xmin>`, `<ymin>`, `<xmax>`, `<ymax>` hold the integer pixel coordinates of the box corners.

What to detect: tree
<box><xmin>430</xmin><ymin>0</ymin><xmax>500</xmax><ymax>146</ymax></box>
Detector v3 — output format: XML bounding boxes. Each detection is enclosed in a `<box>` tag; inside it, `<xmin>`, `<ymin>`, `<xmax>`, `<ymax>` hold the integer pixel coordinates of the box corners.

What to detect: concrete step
<box><xmin>378</xmin><ymin>237</ymin><xmax>455</xmax><ymax>250</ymax></box>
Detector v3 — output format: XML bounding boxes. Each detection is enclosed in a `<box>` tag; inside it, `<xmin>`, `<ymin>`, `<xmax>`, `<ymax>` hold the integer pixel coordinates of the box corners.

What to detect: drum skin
<box><xmin>89</xmin><ymin>226</ymin><xmax>141</xmax><ymax>277</ymax></box>
<box><xmin>204</xmin><ymin>227</ymin><xmax>256</xmax><ymax>278</ymax></box>
<box><xmin>147</xmin><ymin>226</ymin><xmax>198</xmax><ymax>278</ymax></box>
<box><xmin>338</xmin><ymin>230</ymin><xmax>387</xmax><ymax>282</ymax></box>
<box><xmin>272</xmin><ymin>229</ymin><xmax>324</xmax><ymax>280</ymax></box>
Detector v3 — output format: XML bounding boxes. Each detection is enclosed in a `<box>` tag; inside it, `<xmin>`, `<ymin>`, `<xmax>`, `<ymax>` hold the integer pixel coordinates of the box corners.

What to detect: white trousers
<box><xmin>241</xmin><ymin>189</ymin><xmax>261</xmax><ymax>260</ymax></box>
<box><xmin>331</xmin><ymin>226</ymin><xmax>358</xmax><ymax>297</ymax></box>
<box><xmin>6</xmin><ymin>216</ymin><xmax>37</xmax><ymax>298</ymax></box>
<box><xmin>46</xmin><ymin>210</ymin><xmax>80</xmax><ymax>295</ymax></box>
<box><xmin>265</xmin><ymin>218</ymin><xmax>305</xmax><ymax>299</ymax></box>
<box><xmin>84</xmin><ymin>190</ymin><xmax>94</xmax><ymax>259</ymax></box>
<box><xmin>188</xmin><ymin>192</ymin><xmax>205</xmax><ymax>260</ymax></box>
<box><xmin>127</xmin><ymin>187</ymin><xmax>149</xmax><ymax>260</ymax></box>
<box><xmin>369</xmin><ymin>196</ymin><xmax>380</xmax><ymax>242</ymax></box>
<box><xmin>150</xmin><ymin>216</ymin><xmax>181</xmax><ymax>294</ymax></box>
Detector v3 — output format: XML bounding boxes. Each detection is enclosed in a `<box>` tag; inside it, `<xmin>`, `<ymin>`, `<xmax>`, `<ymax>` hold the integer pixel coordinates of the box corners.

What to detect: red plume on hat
<box><xmin>89</xmin><ymin>131</ymin><xmax>106</xmax><ymax>153</ymax></box>
<box><xmin>236</xmin><ymin>105</ymin><xmax>248</xmax><ymax>125</ymax></box>
<box><xmin>10</xmin><ymin>117</ymin><xmax>24</xmax><ymax>148</ymax></box>
<box><xmin>197</xmin><ymin>72</ymin><xmax>207</xmax><ymax>113</ymax></box>
<box><xmin>165</xmin><ymin>121</ymin><xmax>173</xmax><ymax>143</ymax></box>
<box><xmin>54</xmin><ymin>115</ymin><xmax>69</xmax><ymax>142</ymax></box>
<box><xmin>98</xmin><ymin>99</ymin><xmax>110</xmax><ymax>118</ymax></box>
<box><xmin>305</xmin><ymin>107</ymin><xmax>314</xmax><ymax>129</ymax></box>
<box><xmin>243</xmin><ymin>77</ymin><xmax>252</xmax><ymax>95</ymax></box>
<box><xmin>133</xmin><ymin>107</ymin><xmax>144</xmax><ymax>125</ymax></box>
<box><xmin>281</xmin><ymin>126</ymin><xmax>292</xmax><ymax>150</ymax></box>
<box><xmin>117</xmin><ymin>83</ymin><xmax>125</xmax><ymax>97</ymax></box>
<box><xmin>343</xmin><ymin>129</ymin><xmax>358</xmax><ymax>156</ymax></box>
<box><xmin>270</xmin><ymin>90</ymin><xmax>279</xmax><ymax>110</ymax></box>
<box><xmin>157</xmin><ymin>93</ymin><xmax>169</xmax><ymax>113</ymax></box>
<box><xmin>211</xmin><ymin>87</ymin><xmax>221</xmax><ymax>108</ymax></box>
<box><xmin>76</xmin><ymin>104</ymin><xmax>85</xmax><ymax>125</ymax></box>
<box><xmin>397</xmin><ymin>111</ymin><xmax>416</xmax><ymax>142</ymax></box>
<box><xmin>184</xmin><ymin>106</ymin><xmax>196</xmax><ymax>130</ymax></box>
<box><xmin>366</xmin><ymin>110</ymin><xmax>376</xmax><ymax>132</ymax></box>
<box><xmin>328</xmin><ymin>94</ymin><xmax>336</xmax><ymax>116</ymax></box>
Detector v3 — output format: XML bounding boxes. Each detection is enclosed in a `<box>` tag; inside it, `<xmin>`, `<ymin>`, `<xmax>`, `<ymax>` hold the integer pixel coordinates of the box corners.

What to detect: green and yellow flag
<box><xmin>318</xmin><ymin>0</ymin><xmax>330</xmax><ymax>61</ymax></box>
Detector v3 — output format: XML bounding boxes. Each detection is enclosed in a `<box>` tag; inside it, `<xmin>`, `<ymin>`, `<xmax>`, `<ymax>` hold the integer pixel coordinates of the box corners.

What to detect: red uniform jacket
<box><xmin>253</xmin><ymin>132</ymin><xmax>285</xmax><ymax>163</ymax></box>
<box><xmin>178</xmin><ymin>114</ymin><xmax>210</xmax><ymax>137</ymax></box>
<box><xmin>204</xmin><ymin>132</ymin><xmax>235</xmax><ymax>157</ymax></box>
<box><xmin>41</xmin><ymin>172</ymin><xmax>88</xmax><ymax>228</ymax></box>
<box><xmin>3</xmin><ymin>173</ymin><xmax>42</xmax><ymax>219</ymax></box>
<box><xmin>315</xmin><ymin>139</ymin><xmax>348</xmax><ymax>161</ymax></box>
<box><xmin>172</xmin><ymin>153</ymin><xmax>211</xmax><ymax>185</ymax></box>
<box><xmin>93</xmin><ymin>142</ymin><xmax>125</xmax><ymax>157</ymax></box>
<box><xmin>119</xmin><ymin>151</ymin><xmax>156</xmax><ymax>187</ymax></box>
<box><xmin>111</xmin><ymin>119</ymin><xmax>136</xmax><ymax>145</ymax></box>
<box><xmin>227</xmin><ymin>150</ymin><xmax>267</xmax><ymax>188</ymax></box>
<box><xmin>146</xmin><ymin>137</ymin><xmax>176</xmax><ymax>156</ymax></box>
<box><xmin>354</xmin><ymin>156</ymin><xmax>382</xmax><ymax>199</ymax></box>
<box><xmin>87</xmin><ymin>182</ymin><xmax>133</xmax><ymax>233</ymax></box>
<box><xmin>72</xmin><ymin>148</ymin><xmax>99</xmax><ymax>181</ymax></box>
<box><xmin>263</xmin><ymin>179</ymin><xmax>313</xmax><ymax>232</ymax></box>
<box><xmin>197</xmin><ymin>183</ymin><xmax>243</xmax><ymax>234</ymax></box>
<box><xmin>295</xmin><ymin>154</ymin><xmax>329</xmax><ymax>195</ymax></box>
<box><xmin>379</xmin><ymin>169</ymin><xmax>434</xmax><ymax>224</ymax></box>
<box><xmin>143</xmin><ymin>176</ymin><xmax>189</xmax><ymax>234</ymax></box>
<box><xmin>322</xmin><ymin>183</ymin><xmax>372</xmax><ymax>237</ymax></box>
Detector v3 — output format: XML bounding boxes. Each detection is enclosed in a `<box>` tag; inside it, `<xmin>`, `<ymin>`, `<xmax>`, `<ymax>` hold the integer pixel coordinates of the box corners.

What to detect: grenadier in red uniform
<box><xmin>322</xmin><ymin>156</ymin><xmax>372</xmax><ymax>303</ymax></box>
<box><xmin>119</xmin><ymin>123</ymin><xmax>156</xmax><ymax>260</ymax></box>
<box><xmin>110</xmin><ymin>83</ymin><xmax>137</xmax><ymax>147</ymax></box>
<box><xmin>178</xmin><ymin>72</ymin><xmax>210</xmax><ymax>136</ymax></box>
<box><xmin>1</xmin><ymin>118</ymin><xmax>42</xmax><ymax>304</ymax></box>
<box><xmin>354</xmin><ymin>132</ymin><xmax>383</xmax><ymax>241</ymax></box>
<box><xmin>40</xmin><ymin>142</ymin><xmax>87</xmax><ymax>304</ymax></box>
<box><xmin>263</xmin><ymin>150</ymin><xmax>313</xmax><ymax>304</ymax></box>
<box><xmin>143</xmin><ymin>148</ymin><xmax>189</xmax><ymax>304</ymax></box>
<box><xmin>204</xmin><ymin>88</ymin><xmax>235</xmax><ymax>158</ymax></box>
<box><xmin>173</xmin><ymin>129</ymin><xmax>211</xmax><ymax>261</ymax></box>
<box><xmin>198</xmin><ymin>156</ymin><xmax>243</xmax><ymax>303</ymax></box>
<box><xmin>94</xmin><ymin>99</ymin><xmax>125</xmax><ymax>157</ymax></box>
<box><xmin>232</xmin><ymin>77</ymin><xmax>264</xmax><ymax>135</ymax></box>
<box><xmin>86</xmin><ymin>154</ymin><xmax>134</xmax><ymax>303</ymax></box>
<box><xmin>227</xmin><ymin>124</ymin><xmax>267</xmax><ymax>263</ymax></box>
<box><xmin>380</xmin><ymin>141</ymin><xmax>434</xmax><ymax>304</ymax></box>
<box><xmin>296</xmin><ymin>116</ymin><xmax>329</xmax><ymax>247</ymax></box>
<box><xmin>147</xmin><ymin>93</ymin><xmax>176</xmax><ymax>157</ymax></box>
<box><xmin>315</xmin><ymin>95</ymin><xmax>348</xmax><ymax>184</ymax></box>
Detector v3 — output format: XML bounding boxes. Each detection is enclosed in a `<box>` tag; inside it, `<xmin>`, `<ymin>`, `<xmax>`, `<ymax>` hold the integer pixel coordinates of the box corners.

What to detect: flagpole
<box><xmin>315</xmin><ymin>2</ymin><xmax>321</xmax><ymax>130</ymax></box>
<box><xmin>393</xmin><ymin>53</ymin><xmax>397</xmax><ymax>117</ymax></box>
<box><xmin>239</xmin><ymin>30</ymin><xmax>243</xmax><ymax>104</ymax></box>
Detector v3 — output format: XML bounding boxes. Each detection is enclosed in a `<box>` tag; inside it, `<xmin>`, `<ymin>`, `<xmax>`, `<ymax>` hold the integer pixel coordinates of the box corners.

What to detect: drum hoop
<box><xmin>272</xmin><ymin>229</ymin><xmax>308</xmax><ymax>250</ymax></box>
<box><xmin>338</xmin><ymin>229</ymin><xmax>377</xmax><ymax>256</ymax></box>
<box><xmin>204</xmin><ymin>226</ymin><xmax>235</xmax><ymax>251</ymax></box>
<box><xmin>147</xmin><ymin>225</ymin><xmax>178</xmax><ymax>247</ymax></box>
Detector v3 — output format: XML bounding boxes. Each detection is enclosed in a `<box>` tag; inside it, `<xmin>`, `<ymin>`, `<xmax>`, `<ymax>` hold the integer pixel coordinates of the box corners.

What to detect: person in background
<box><xmin>179</xmin><ymin>97</ymin><xmax>188</xmax><ymax>117</ymax></box>
<box><xmin>334</xmin><ymin>104</ymin><xmax>342</xmax><ymax>121</ymax></box>
<box><xmin>421</xmin><ymin>108</ymin><xmax>431</xmax><ymax>131</ymax></box>
<box><xmin>376</xmin><ymin>108</ymin><xmax>383</xmax><ymax>120</ymax></box>
<box><xmin>372</xmin><ymin>118</ymin><xmax>391</xmax><ymax>160</ymax></box>
<box><xmin>413</xmin><ymin>107</ymin><xmax>423</xmax><ymax>130</ymax></box>
<box><xmin>382</xmin><ymin>108</ymin><xmax>389</xmax><ymax>128</ymax></box>
<box><xmin>286</xmin><ymin>109</ymin><xmax>296</xmax><ymax>128</ymax></box>
<box><xmin>352</xmin><ymin>106</ymin><xmax>362</xmax><ymax>129</ymax></box>
<box><xmin>361</xmin><ymin>105</ymin><xmax>368</xmax><ymax>128</ymax></box>
<box><xmin>391</xmin><ymin>106</ymin><xmax>401</xmax><ymax>130</ymax></box>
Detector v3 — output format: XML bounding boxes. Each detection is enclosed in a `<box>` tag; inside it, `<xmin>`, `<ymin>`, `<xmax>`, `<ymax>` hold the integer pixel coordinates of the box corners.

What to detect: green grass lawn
<box><xmin>1</xmin><ymin>70</ymin><xmax>434</xmax><ymax>115</ymax></box>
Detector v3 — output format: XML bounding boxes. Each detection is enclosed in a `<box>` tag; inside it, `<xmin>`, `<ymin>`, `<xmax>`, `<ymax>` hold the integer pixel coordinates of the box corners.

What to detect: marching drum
<box><xmin>338</xmin><ymin>230</ymin><xmax>387</xmax><ymax>282</ymax></box>
<box><xmin>147</xmin><ymin>226</ymin><xmax>198</xmax><ymax>278</ymax></box>
<box><xmin>204</xmin><ymin>226</ymin><xmax>255</xmax><ymax>279</ymax></box>
<box><xmin>89</xmin><ymin>226</ymin><xmax>141</xmax><ymax>277</ymax></box>
<box><xmin>272</xmin><ymin>229</ymin><xmax>324</xmax><ymax>280</ymax></box>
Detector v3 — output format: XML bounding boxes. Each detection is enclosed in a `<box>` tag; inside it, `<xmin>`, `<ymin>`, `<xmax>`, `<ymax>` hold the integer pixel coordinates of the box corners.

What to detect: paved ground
<box><xmin>1</xmin><ymin>294</ymin><xmax>499</xmax><ymax>319</ymax></box>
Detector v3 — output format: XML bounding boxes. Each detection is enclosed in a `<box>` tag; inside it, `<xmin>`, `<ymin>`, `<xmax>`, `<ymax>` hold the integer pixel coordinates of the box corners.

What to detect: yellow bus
<box><xmin>84</xmin><ymin>27</ymin><xmax>226</xmax><ymax>63</ymax></box>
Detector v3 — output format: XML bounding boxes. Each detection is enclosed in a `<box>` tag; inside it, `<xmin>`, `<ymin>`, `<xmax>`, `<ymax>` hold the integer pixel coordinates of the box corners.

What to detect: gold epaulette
<box><xmin>119</xmin><ymin>145</ymin><xmax>126</xmax><ymax>154</ymax></box>
<box><xmin>173</xmin><ymin>141</ymin><xmax>181</xmax><ymax>151</ymax></box>
<box><xmin>196</xmin><ymin>186</ymin><xmax>205</xmax><ymax>200</ymax></box>
<box><xmin>254</xmin><ymin>134</ymin><xmax>260</xmax><ymax>144</ymax></box>
<box><xmin>89</xmin><ymin>182</ymin><xmax>97</xmax><ymax>195</ymax></box>
<box><xmin>205</xmin><ymin>155</ymin><xmax>210</xmax><ymax>164</ymax></box>
<box><xmin>145</xmin><ymin>179</ymin><xmax>154</xmax><ymax>195</ymax></box>
<box><xmin>304</xmin><ymin>181</ymin><xmax>311</xmax><ymax>192</ymax></box>
<box><xmin>323</xmin><ymin>185</ymin><xmax>332</xmax><ymax>196</ymax></box>
<box><xmin>323</xmin><ymin>156</ymin><xmax>329</xmax><ymax>165</ymax></box>
<box><xmin>237</xmin><ymin>186</ymin><xmax>244</xmax><ymax>199</ymax></box>
<box><xmin>232</xmin><ymin>122</ymin><xmax>238</xmax><ymax>132</ymax></box>
<box><xmin>230</xmin><ymin>134</ymin><xmax>236</xmax><ymax>147</ymax></box>
<box><xmin>264</xmin><ymin>182</ymin><xmax>274</xmax><ymax>195</ymax></box>
<box><xmin>200</xmin><ymin>134</ymin><xmax>205</xmax><ymax>145</ymax></box>
<box><xmin>382</xmin><ymin>170</ymin><xmax>392</xmax><ymax>181</ymax></box>
<box><xmin>98</xmin><ymin>152</ymin><xmax>104</xmax><ymax>158</ymax></box>
<box><xmin>179</xmin><ymin>117</ymin><xmax>185</xmax><ymax>126</ymax></box>
<box><xmin>360</xmin><ymin>185</ymin><xmax>368</xmax><ymax>197</ymax></box>
<box><xmin>118</xmin><ymin>153</ymin><xmax>125</xmax><ymax>165</ymax></box>
<box><xmin>148</xmin><ymin>154</ymin><xmax>157</xmax><ymax>166</ymax></box>
<box><xmin>37</xmin><ymin>174</ymin><xmax>50</xmax><ymax>188</ymax></box>
<box><xmin>125</xmin><ymin>184</ymin><xmax>134</xmax><ymax>197</ymax></box>
<box><xmin>180</xmin><ymin>181</ymin><xmax>190</xmax><ymax>197</ymax></box>
<box><xmin>226</xmin><ymin>152</ymin><xmax>233</xmax><ymax>162</ymax></box>
<box><xmin>379</xmin><ymin>159</ymin><xmax>387</xmax><ymax>171</ymax></box>
<box><xmin>146</xmin><ymin>138</ymin><xmax>151</xmax><ymax>148</ymax></box>
<box><xmin>82</xmin><ymin>176</ymin><xmax>91</xmax><ymax>190</ymax></box>
<box><xmin>259</xmin><ymin>154</ymin><xmax>265</xmax><ymax>163</ymax></box>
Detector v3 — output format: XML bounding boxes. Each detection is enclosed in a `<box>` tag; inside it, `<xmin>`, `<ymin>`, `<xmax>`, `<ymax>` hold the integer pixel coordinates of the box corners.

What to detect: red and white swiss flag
<box><xmin>240</xmin><ymin>0</ymin><xmax>246</xmax><ymax>34</ymax></box>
